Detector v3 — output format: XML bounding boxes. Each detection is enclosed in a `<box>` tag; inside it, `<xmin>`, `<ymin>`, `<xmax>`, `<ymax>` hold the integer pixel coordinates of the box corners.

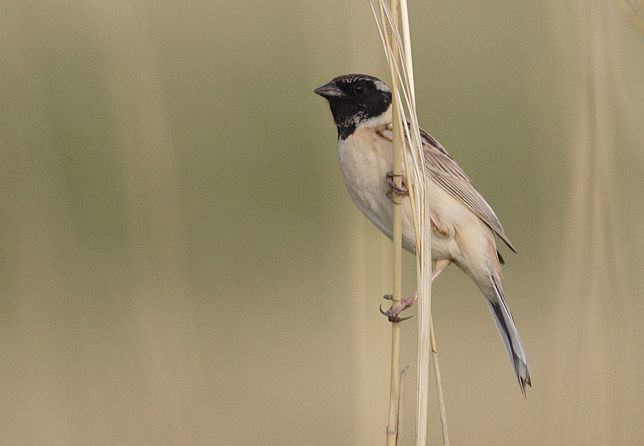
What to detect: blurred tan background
<box><xmin>1</xmin><ymin>0</ymin><xmax>643</xmax><ymax>445</ymax></box>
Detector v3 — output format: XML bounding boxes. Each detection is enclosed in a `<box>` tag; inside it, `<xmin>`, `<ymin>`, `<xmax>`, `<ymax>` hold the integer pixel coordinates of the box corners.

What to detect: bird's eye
<box><xmin>354</xmin><ymin>84</ymin><xmax>365</xmax><ymax>95</ymax></box>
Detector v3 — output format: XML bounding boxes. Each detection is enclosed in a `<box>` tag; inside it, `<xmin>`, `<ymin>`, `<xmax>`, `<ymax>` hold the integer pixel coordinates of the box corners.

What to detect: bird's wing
<box><xmin>382</xmin><ymin>124</ymin><xmax>516</xmax><ymax>253</ymax></box>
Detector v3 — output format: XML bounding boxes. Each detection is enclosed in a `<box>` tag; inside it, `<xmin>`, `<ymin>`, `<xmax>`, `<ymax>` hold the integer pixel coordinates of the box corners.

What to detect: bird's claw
<box><xmin>386</xmin><ymin>170</ymin><xmax>409</xmax><ymax>200</ymax></box>
<box><xmin>379</xmin><ymin>304</ymin><xmax>414</xmax><ymax>323</ymax></box>
<box><xmin>380</xmin><ymin>292</ymin><xmax>417</xmax><ymax>323</ymax></box>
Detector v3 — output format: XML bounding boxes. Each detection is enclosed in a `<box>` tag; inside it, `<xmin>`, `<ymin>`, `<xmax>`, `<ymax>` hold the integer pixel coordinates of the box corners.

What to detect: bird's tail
<box><xmin>485</xmin><ymin>274</ymin><xmax>531</xmax><ymax>396</ymax></box>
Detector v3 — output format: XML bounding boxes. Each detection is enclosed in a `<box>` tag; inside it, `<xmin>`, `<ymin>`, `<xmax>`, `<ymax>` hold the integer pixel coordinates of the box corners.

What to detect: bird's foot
<box><xmin>380</xmin><ymin>292</ymin><xmax>417</xmax><ymax>323</ymax></box>
<box><xmin>386</xmin><ymin>170</ymin><xmax>409</xmax><ymax>200</ymax></box>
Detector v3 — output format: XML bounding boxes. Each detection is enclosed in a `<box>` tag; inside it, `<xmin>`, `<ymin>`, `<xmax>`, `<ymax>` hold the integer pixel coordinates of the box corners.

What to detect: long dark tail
<box><xmin>486</xmin><ymin>275</ymin><xmax>531</xmax><ymax>396</ymax></box>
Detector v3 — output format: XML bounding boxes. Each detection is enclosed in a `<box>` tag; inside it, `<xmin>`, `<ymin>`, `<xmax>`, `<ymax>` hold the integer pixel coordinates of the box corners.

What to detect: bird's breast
<box><xmin>337</xmin><ymin>127</ymin><xmax>395</xmax><ymax>234</ymax></box>
<box><xmin>336</xmin><ymin>125</ymin><xmax>478</xmax><ymax>264</ymax></box>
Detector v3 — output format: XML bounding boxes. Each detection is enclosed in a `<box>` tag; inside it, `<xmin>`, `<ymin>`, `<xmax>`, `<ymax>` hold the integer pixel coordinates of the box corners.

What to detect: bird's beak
<box><xmin>314</xmin><ymin>81</ymin><xmax>346</xmax><ymax>99</ymax></box>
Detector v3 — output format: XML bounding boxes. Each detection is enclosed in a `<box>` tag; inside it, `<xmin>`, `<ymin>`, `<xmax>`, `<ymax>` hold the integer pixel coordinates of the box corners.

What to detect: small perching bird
<box><xmin>315</xmin><ymin>74</ymin><xmax>531</xmax><ymax>395</ymax></box>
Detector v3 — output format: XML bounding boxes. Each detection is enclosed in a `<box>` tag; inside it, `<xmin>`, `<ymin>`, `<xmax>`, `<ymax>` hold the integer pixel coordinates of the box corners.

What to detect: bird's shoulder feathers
<box><xmin>379</xmin><ymin>123</ymin><xmax>517</xmax><ymax>253</ymax></box>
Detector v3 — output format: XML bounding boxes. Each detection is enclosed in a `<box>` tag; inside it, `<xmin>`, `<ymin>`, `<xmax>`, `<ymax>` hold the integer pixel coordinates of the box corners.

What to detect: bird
<box><xmin>314</xmin><ymin>73</ymin><xmax>531</xmax><ymax>395</ymax></box>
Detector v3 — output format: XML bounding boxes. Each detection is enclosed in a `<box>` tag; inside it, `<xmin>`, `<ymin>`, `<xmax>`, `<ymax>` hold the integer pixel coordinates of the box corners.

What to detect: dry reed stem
<box><xmin>384</xmin><ymin>1</ymin><xmax>404</xmax><ymax>444</ymax></box>
<box><xmin>370</xmin><ymin>1</ymin><xmax>450</xmax><ymax>445</ymax></box>
<box><xmin>398</xmin><ymin>366</ymin><xmax>410</xmax><ymax>437</ymax></box>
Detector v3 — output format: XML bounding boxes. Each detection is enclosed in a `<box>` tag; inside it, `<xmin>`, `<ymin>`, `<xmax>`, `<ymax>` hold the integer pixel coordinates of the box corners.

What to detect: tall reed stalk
<box><xmin>370</xmin><ymin>1</ymin><xmax>450</xmax><ymax>444</ymax></box>
<box><xmin>382</xmin><ymin>1</ymin><xmax>404</xmax><ymax>444</ymax></box>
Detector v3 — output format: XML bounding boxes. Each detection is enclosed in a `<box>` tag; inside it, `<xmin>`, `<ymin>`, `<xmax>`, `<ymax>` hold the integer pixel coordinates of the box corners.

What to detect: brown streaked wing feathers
<box><xmin>382</xmin><ymin>124</ymin><xmax>517</xmax><ymax>253</ymax></box>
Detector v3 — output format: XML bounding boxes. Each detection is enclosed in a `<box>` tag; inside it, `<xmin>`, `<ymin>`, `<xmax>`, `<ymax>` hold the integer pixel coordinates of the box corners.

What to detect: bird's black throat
<box><xmin>336</xmin><ymin>122</ymin><xmax>357</xmax><ymax>140</ymax></box>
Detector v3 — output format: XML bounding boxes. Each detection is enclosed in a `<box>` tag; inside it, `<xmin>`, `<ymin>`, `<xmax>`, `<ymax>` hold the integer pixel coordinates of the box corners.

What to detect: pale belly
<box><xmin>337</xmin><ymin>127</ymin><xmax>479</xmax><ymax>264</ymax></box>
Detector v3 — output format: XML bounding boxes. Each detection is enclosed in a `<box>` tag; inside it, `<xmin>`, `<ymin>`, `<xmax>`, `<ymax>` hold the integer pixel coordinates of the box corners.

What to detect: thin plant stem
<box><xmin>398</xmin><ymin>366</ymin><xmax>410</xmax><ymax>436</ymax></box>
<box><xmin>430</xmin><ymin>315</ymin><xmax>450</xmax><ymax>445</ymax></box>
<box><xmin>371</xmin><ymin>1</ymin><xmax>450</xmax><ymax>445</ymax></box>
<box><xmin>385</xmin><ymin>0</ymin><xmax>404</xmax><ymax>440</ymax></box>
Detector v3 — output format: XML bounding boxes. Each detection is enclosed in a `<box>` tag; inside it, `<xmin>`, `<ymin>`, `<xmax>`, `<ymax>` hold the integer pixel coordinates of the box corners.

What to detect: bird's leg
<box><xmin>380</xmin><ymin>259</ymin><xmax>451</xmax><ymax>322</ymax></box>
<box><xmin>386</xmin><ymin>170</ymin><xmax>409</xmax><ymax>200</ymax></box>
<box><xmin>432</xmin><ymin>259</ymin><xmax>451</xmax><ymax>281</ymax></box>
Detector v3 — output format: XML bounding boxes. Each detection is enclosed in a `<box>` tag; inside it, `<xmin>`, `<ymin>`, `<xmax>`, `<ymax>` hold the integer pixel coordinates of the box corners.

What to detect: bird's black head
<box><xmin>314</xmin><ymin>74</ymin><xmax>392</xmax><ymax>140</ymax></box>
